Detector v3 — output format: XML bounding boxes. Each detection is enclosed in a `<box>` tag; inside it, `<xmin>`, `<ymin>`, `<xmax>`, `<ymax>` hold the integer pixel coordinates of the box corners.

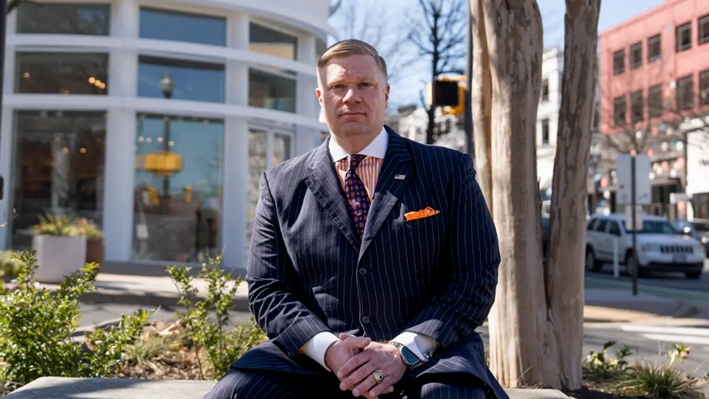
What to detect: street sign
<box><xmin>624</xmin><ymin>205</ymin><xmax>644</xmax><ymax>231</ymax></box>
<box><xmin>616</xmin><ymin>154</ymin><xmax>651</xmax><ymax>206</ymax></box>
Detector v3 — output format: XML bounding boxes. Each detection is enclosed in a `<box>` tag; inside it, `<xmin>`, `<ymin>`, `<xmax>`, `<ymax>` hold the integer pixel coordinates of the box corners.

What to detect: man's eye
<box><xmin>359</xmin><ymin>82</ymin><xmax>373</xmax><ymax>88</ymax></box>
<box><xmin>331</xmin><ymin>84</ymin><xmax>345</xmax><ymax>90</ymax></box>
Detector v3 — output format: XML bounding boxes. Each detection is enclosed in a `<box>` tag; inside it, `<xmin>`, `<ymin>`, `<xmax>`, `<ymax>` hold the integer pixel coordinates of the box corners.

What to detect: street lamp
<box><xmin>161</xmin><ymin>71</ymin><xmax>173</xmax><ymax>196</ymax></box>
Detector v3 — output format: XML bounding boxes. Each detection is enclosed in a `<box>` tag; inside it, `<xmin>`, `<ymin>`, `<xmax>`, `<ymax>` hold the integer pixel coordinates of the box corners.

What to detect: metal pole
<box><xmin>464</xmin><ymin>0</ymin><xmax>474</xmax><ymax>157</ymax></box>
<box><xmin>631</xmin><ymin>155</ymin><xmax>638</xmax><ymax>296</ymax></box>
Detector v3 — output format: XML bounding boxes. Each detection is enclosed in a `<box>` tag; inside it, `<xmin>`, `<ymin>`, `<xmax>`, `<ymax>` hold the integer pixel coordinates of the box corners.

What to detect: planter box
<box><xmin>32</xmin><ymin>235</ymin><xmax>87</xmax><ymax>284</ymax></box>
<box><xmin>86</xmin><ymin>239</ymin><xmax>104</xmax><ymax>266</ymax></box>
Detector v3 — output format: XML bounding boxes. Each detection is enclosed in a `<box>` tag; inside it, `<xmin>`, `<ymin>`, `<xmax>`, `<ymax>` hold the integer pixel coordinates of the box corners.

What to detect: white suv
<box><xmin>585</xmin><ymin>213</ymin><xmax>706</xmax><ymax>279</ymax></box>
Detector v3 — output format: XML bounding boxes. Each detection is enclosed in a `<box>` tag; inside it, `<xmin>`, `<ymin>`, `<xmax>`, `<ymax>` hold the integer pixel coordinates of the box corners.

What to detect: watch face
<box><xmin>401</xmin><ymin>347</ymin><xmax>420</xmax><ymax>366</ymax></box>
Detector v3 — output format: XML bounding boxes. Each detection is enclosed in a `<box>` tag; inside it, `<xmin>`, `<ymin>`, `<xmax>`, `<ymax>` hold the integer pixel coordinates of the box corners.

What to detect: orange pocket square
<box><xmin>405</xmin><ymin>207</ymin><xmax>440</xmax><ymax>221</ymax></box>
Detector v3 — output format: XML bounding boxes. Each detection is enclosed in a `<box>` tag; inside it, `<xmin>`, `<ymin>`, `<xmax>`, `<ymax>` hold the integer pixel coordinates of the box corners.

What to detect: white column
<box><xmin>103</xmin><ymin>108</ymin><xmax>137</xmax><ymax>262</ymax></box>
<box><xmin>298</xmin><ymin>35</ymin><xmax>316</xmax><ymax>65</ymax></box>
<box><xmin>0</xmin><ymin>107</ymin><xmax>14</xmax><ymax>250</ymax></box>
<box><xmin>230</xmin><ymin>12</ymin><xmax>249</xmax><ymax>49</ymax></box>
<box><xmin>226</xmin><ymin>12</ymin><xmax>249</xmax><ymax>106</ymax></box>
<box><xmin>221</xmin><ymin>117</ymin><xmax>249</xmax><ymax>273</ymax></box>
<box><xmin>108</xmin><ymin>49</ymin><xmax>138</xmax><ymax>98</ymax></box>
<box><xmin>111</xmin><ymin>0</ymin><xmax>139</xmax><ymax>38</ymax></box>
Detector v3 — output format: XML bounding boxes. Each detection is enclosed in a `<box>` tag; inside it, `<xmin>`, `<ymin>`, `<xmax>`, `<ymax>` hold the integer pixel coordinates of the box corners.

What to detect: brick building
<box><xmin>598</xmin><ymin>0</ymin><xmax>709</xmax><ymax>219</ymax></box>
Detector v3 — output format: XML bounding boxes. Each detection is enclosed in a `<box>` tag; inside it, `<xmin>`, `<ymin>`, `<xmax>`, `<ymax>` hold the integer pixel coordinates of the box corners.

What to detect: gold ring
<box><xmin>372</xmin><ymin>370</ymin><xmax>384</xmax><ymax>384</ymax></box>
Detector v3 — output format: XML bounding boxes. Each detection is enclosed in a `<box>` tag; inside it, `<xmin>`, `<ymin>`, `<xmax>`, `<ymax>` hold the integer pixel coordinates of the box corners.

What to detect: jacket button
<box><xmin>361</xmin><ymin>315</ymin><xmax>371</xmax><ymax>324</ymax></box>
<box><xmin>358</xmin><ymin>268</ymin><xmax>367</xmax><ymax>275</ymax></box>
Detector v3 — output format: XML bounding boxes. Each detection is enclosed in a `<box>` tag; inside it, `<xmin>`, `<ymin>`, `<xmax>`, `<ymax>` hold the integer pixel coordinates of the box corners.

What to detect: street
<box><xmin>587</xmin><ymin>258</ymin><xmax>709</xmax><ymax>293</ymax></box>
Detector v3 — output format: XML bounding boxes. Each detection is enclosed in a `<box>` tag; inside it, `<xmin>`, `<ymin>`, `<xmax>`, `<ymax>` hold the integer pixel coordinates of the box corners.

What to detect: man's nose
<box><xmin>342</xmin><ymin>86</ymin><xmax>361</xmax><ymax>102</ymax></box>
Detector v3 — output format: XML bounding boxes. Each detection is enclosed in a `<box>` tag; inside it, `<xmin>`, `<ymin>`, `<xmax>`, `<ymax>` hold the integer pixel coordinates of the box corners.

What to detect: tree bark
<box><xmin>545</xmin><ymin>0</ymin><xmax>601</xmax><ymax>390</ymax></box>
<box><xmin>481</xmin><ymin>0</ymin><xmax>545</xmax><ymax>387</ymax></box>
<box><xmin>470</xmin><ymin>0</ymin><xmax>493</xmax><ymax>211</ymax></box>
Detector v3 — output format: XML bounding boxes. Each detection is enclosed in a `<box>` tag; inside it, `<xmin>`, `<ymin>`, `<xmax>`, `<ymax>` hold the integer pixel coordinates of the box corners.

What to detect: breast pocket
<box><xmin>404</xmin><ymin>213</ymin><xmax>445</xmax><ymax>231</ymax></box>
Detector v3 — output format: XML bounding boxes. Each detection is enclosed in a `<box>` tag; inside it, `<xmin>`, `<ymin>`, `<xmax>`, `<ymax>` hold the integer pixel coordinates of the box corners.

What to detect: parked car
<box><xmin>671</xmin><ymin>219</ymin><xmax>709</xmax><ymax>257</ymax></box>
<box><xmin>585</xmin><ymin>213</ymin><xmax>706</xmax><ymax>279</ymax></box>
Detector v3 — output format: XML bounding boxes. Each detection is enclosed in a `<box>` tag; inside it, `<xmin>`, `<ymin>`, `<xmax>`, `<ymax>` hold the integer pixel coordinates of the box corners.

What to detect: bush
<box><xmin>0</xmin><ymin>251</ymin><xmax>25</xmax><ymax>279</ymax></box>
<box><xmin>0</xmin><ymin>250</ymin><xmax>150</xmax><ymax>394</ymax></box>
<box><xmin>167</xmin><ymin>256</ymin><xmax>267</xmax><ymax>380</ymax></box>
<box><xmin>583</xmin><ymin>341</ymin><xmax>633</xmax><ymax>383</ymax></box>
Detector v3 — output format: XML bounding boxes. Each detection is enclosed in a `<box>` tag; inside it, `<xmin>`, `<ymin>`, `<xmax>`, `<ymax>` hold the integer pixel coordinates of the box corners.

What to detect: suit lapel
<box><xmin>305</xmin><ymin>139</ymin><xmax>361</xmax><ymax>251</ymax></box>
<box><xmin>359</xmin><ymin>128</ymin><xmax>413</xmax><ymax>261</ymax></box>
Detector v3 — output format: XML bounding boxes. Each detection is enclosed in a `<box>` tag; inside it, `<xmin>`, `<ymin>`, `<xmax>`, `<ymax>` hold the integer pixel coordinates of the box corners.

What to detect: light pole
<box><xmin>160</xmin><ymin>71</ymin><xmax>173</xmax><ymax>197</ymax></box>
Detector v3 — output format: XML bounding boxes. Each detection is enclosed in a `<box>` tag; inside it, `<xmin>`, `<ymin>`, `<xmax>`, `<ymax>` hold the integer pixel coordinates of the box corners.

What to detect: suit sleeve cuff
<box><xmin>300</xmin><ymin>332</ymin><xmax>340</xmax><ymax>372</ymax></box>
<box><xmin>392</xmin><ymin>331</ymin><xmax>437</xmax><ymax>362</ymax></box>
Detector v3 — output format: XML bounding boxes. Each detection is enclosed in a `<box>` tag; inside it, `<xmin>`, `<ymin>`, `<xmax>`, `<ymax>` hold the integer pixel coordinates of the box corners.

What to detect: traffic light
<box><xmin>427</xmin><ymin>76</ymin><xmax>466</xmax><ymax>116</ymax></box>
<box><xmin>429</xmin><ymin>80</ymin><xmax>459</xmax><ymax>107</ymax></box>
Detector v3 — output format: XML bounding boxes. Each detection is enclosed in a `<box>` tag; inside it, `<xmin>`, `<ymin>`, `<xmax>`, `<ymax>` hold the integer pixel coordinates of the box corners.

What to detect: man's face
<box><xmin>316</xmin><ymin>54</ymin><xmax>390</xmax><ymax>139</ymax></box>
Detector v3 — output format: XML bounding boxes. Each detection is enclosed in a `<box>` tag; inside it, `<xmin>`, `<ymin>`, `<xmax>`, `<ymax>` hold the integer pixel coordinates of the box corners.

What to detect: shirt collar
<box><xmin>328</xmin><ymin>127</ymin><xmax>388</xmax><ymax>163</ymax></box>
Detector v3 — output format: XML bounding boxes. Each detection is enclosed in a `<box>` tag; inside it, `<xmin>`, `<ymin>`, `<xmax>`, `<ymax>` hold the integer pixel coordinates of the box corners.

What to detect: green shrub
<box><xmin>0</xmin><ymin>251</ymin><xmax>25</xmax><ymax>279</ymax></box>
<box><xmin>167</xmin><ymin>256</ymin><xmax>267</xmax><ymax>380</ymax></box>
<box><xmin>0</xmin><ymin>250</ymin><xmax>150</xmax><ymax>393</ymax></box>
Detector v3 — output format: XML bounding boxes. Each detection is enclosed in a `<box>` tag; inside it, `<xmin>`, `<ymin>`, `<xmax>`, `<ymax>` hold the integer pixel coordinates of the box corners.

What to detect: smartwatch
<box><xmin>388</xmin><ymin>341</ymin><xmax>423</xmax><ymax>369</ymax></box>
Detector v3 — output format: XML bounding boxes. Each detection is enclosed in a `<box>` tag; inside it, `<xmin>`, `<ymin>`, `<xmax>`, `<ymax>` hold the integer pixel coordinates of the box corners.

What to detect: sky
<box><xmin>352</xmin><ymin>0</ymin><xmax>668</xmax><ymax>110</ymax></box>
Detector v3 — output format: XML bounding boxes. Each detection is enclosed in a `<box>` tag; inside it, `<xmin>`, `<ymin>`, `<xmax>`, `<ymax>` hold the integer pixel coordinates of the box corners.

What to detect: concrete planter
<box><xmin>32</xmin><ymin>235</ymin><xmax>87</xmax><ymax>283</ymax></box>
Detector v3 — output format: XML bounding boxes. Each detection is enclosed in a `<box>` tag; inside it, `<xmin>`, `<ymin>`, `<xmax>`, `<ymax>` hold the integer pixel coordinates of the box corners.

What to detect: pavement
<box><xmin>31</xmin><ymin>270</ymin><xmax>709</xmax><ymax>325</ymax></box>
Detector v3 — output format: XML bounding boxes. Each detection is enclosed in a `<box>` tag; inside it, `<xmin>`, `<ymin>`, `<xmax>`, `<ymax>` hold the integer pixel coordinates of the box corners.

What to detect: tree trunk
<box><xmin>545</xmin><ymin>0</ymin><xmax>601</xmax><ymax>390</ymax></box>
<box><xmin>470</xmin><ymin>0</ymin><xmax>493</xmax><ymax>211</ymax></box>
<box><xmin>481</xmin><ymin>0</ymin><xmax>545</xmax><ymax>388</ymax></box>
<box><xmin>426</xmin><ymin>105</ymin><xmax>437</xmax><ymax>144</ymax></box>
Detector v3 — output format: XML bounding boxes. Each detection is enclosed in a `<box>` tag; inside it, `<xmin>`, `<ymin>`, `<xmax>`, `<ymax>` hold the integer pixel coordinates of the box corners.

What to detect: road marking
<box><xmin>619</xmin><ymin>325</ymin><xmax>709</xmax><ymax>347</ymax></box>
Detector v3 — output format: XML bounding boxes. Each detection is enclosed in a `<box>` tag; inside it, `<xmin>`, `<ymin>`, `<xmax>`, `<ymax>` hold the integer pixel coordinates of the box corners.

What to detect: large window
<box><xmin>613</xmin><ymin>95</ymin><xmax>626</xmax><ymax>127</ymax></box>
<box><xmin>541</xmin><ymin>79</ymin><xmax>549</xmax><ymax>101</ymax></box>
<box><xmin>139</xmin><ymin>7</ymin><xmax>226</xmax><ymax>46</ymax></box>
<box><xmin>699</xmin><ymin>14</ymin><xmax>709</xmax><ymax>45</ymax></box>
<box><xmin>676</xmin><ymin>75</ymin><xmax>694</xmax><ymax>111</ymax></box>
<box><xmin>613</xmin><ymin>49</ymin><xmax>625</xmax><ymax>75</ymax></box>
<box><xmin>676</xmin><ymin>22</ymin><xmax>692</xmax><ymax>52</ymax></box>
<box><xmin>700</xmin><ymin>69</ymin><xmax>709</xmax><ymax>106</ymax></box>
<box><xmin>647</xmin><ymin>34</ymin><xmax>661</xmax><ymax>63</ymax></box>
<box><xmin>17</xmin><ymin>3</ymin><xmax>110</xmax><ymax>35</ymax></box>
<box><xmin>541</xmin><ymin>118</ymin><xmax>549</xmax><ymax>144</ymax></box>
<box><xmin>630</xmin><ymin>90</ymin><xmax>644</xmax><ymax>124</ymax></box>
<box><xmin>249</xmin><ymin>69</ymin><xmax>296</xmax><ymax>113</ymax></box>
<box><xmin>138</xmin><ymin>56</ymin><xmax>225</xmax><ymax>103</ymax></box>
<box><xmin>11</xmin><ymin>111</ymin><xmax>106</xmax><ymax>249</ymax></box>
<box><xmin>247</xmin><ymin>128</ymin><xmax>292</xmax><ymax>249</ymax></box>
<box><xmin>133</xmin><ymin>114</ymin><xmax>224</xmax><ymax>262</ymax></box>
<box><xmin>630</xmin><ymin>42</ymin><xmax>642</xmax><ymax>69</ymax></box>
<box><xmin>249</xmin><ymin>23</ymin><xmax>298</xmax><ymax>60</ymax></box>
<box><xmin>648</xmin><ymin>84</ymin><xmax>663</xmax><ymax>118</ymax></box>
<box><xmin>16</xmin><ymin>52</ymin><xmax>108</xmax><ymax>95</ymax></box>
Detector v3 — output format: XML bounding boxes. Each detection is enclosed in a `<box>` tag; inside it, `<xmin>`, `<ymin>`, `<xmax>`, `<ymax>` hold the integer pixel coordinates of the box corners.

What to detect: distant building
<box><xmin>387</xmin><ymin>105</ymin><xmax>466</xmax><ymax>153</ymax></box>
<box><xmin>537</xmin><ymin>47</ymin><xmax>564</xmax><ymax>201</ymax></box>
<box><xmin>0</xmin><ymin>0</ymin><xmax>332</xmax><ymax>271</ymax></box>
<box><xmin>598</xmin><ymin>0</ymin><xmax>709</xmax><ymax>220</ymax></box>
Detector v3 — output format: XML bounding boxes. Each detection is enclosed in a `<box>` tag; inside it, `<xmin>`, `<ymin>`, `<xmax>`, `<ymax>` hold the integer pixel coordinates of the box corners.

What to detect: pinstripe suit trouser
<box><xmin>204</xmin><ymin>368</ymin><xmax>487</xmax><ymax>399</ymax></box>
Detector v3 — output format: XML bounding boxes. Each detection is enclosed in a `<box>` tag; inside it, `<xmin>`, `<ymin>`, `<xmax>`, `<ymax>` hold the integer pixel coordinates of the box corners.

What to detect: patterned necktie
<box><xmin>344</xmin><ymin>154</ymin><xmax>371</xmax><ymax>240</ymax></box>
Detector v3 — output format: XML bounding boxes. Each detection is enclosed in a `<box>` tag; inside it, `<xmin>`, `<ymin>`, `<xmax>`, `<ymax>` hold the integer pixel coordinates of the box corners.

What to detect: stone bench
<box><xmin>4</xmin><ymin>377</ymin><xmax>570</xmax><ymax>398</ymax></box>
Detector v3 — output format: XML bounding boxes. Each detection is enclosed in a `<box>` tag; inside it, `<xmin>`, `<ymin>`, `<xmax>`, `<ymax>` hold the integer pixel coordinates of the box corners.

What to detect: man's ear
<box><xmin>316</xmin><ymin>87</ymin><xmax>324</xmax><ymax>108</ymax></box>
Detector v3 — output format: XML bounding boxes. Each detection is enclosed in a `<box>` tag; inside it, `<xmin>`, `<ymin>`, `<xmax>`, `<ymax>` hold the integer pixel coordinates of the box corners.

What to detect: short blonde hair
<box><xmin>317</xmin><ymin>39</ymin><xmax>388</xmax><ymax>82</ymax></box>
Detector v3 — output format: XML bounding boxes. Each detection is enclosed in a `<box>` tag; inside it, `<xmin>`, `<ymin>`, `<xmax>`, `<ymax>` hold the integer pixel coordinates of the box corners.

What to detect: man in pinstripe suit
<box><xmin>205</xmin><ymin>39</ymin><xmax>507</xmax><ymax>399</ymax></box>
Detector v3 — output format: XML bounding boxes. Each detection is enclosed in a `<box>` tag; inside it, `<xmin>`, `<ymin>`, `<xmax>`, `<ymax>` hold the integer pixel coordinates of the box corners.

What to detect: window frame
<box><xmin>630</xmin><ymin>42</ymin><xmax>642</xmax><ymax>69</ymax></box>
<box><xmin>630</xmin><ymin>90</ymin><xmax>644</xmax><ymax>125</ymax></box>
<box><xmin>541</xmin><ymin>118</ymin><xmax>550</xmax><ymax>145</ymax></box>
<box><xmin>647</xmin><ymin>34</ymin><xmax>662</xmax><ymax>63</ymax></box>
<box><xmin>699</xmin><ymin>14</ymin><xmax>709</xmax><ymax>45</ymax></box>
<box><xmin>676</xmin><ymin>74</ymin><xmax>694</xmax><ymax>111</ymax></box>
<box><xmin>699</xmin><ymin>69</ymin><xmax>709</xmax><ymax>106</ymax></box>
<box><xmin>647</xmin><ymin>84</ymin><xmax>663</xmax><ymax>118</ymax></box>
<box><xmin>676</xmin><ymin>22</ymin><xmax>692</xmax><ymax>52</ymax></box>
<box><xmin>613</xmin><ymin>95</ymin><xmax>627</xmax><ymax>127</ymax></box>
<box><xmin>613</xmin><ymin>49</ymin><xmax>625</xmax><ymax>75</ymax></box>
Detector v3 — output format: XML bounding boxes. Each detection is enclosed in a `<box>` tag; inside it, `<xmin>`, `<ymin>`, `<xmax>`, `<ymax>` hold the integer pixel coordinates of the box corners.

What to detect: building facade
<box><xmin>0</xmin><ymin>0</ymin><xmax>332</xmax><ymax>270</ymax></box>
<box><xmin>598</xmin><ymin>0</ymin><xmax>709</xmax><ymax>219</ymax></box>
<box><xmin>536</xmin><ymin>47</ymin><xmax>564</xmax><ymax>201</ymax></box>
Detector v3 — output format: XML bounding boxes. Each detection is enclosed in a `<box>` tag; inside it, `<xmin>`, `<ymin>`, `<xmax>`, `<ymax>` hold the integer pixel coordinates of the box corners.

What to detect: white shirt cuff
<box><xmin>392</xmin><ymin>331</ymin><xmax>437</xmax><ymax>362</ymax></box>
<box><xmin>300</xmin><ymin>332</ymin><xmax>340</xmax><ymax>372</ymax></box>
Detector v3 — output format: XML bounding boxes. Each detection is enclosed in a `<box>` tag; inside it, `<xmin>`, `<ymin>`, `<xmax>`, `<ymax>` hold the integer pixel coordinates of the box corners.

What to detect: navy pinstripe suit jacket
<box><xmin>234</xmin><ymin>127</ymin><xmax>507</xmax><ymax>398</ymax></box>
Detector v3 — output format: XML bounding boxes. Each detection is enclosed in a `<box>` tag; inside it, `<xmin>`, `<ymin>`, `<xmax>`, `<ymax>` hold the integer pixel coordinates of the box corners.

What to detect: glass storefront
<box><xmin>11</xmin><ymin>111</ymin><xmax>106</xmax><ymax>249</ymax></box>
<box><xmin>246</xmin><ymin>128</ymin><xmax>292</xmax><ymax>248</ymax></box>
<box><xmin>16</xmin><ymin>52</ymin><xmax>109</xmax><ymax>95</ymax></box>
<box><xmin>139</xmin><ymin>7</ymin><xmax>226</xmax><ymax>47</ymax></box>
<box><xmin>137</xmin><ymin>56</ymin><xmax>225</xmax><ymax>103</ymax></box>
<box><xmin>248</xmin><ymin>69</ymin><xmax>296</xmax><ymax>113</ymax></box>
<box><xmin>17</xmin><ymin>3</ymin><xmax>110</xmax><ymax>35</ymax></box>
<box><xmin>133</xmin><ymin>114</ymin><xmax>223</xmax><ymax>262</ymax></box>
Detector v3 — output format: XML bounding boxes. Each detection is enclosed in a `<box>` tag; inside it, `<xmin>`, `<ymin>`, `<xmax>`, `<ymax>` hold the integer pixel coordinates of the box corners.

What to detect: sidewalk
<box><xmin>35</xmin><ymin>273</ymin><xmax>708</xmax><ymax>324</ymax></box>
